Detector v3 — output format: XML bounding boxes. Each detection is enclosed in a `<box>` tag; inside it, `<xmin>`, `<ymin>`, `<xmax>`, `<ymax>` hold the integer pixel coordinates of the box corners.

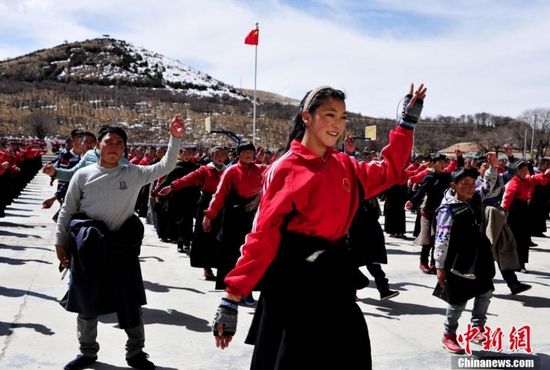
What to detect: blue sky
<box><xmin>0</xmin><ymin>0</ymin><xmax>549</xmax><ymax>119</ymax></box>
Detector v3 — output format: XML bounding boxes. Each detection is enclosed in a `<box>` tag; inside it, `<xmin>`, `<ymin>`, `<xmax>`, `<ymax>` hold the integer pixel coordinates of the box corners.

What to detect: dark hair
<box><xmin>451</xmin><ymin>168</ymin><xmax>479</xmax><ymax>183</ymax></box>
<box><xmin>430</xmin><ymin>153</ymin><xmax>447</xmax><ymax>162</ymax></box>
<box><xmin>516</xmin><ymin>160</ymin><xmax>528</xmax><ymax>170</ymax></box>
<box><xmin>237</xmin><ymin>141</ymin><xmax>256</xmax><ymax>154</ymax></box>
<box><xmin>70</xmin><ymin>128</ymin><xmax>85</xmax><ymax>138</ymax></box>
<box><xmin>97</xmin><ymin>125</ymin><xmax>128</xmax><ymax>147</ymax></box>
<box><xmin>82</xmin><ymin>131</ymin><xmax>97</xmax><ymax>142</ymax></box>
<box><xmin>285</xmin><ymin>87</ymin><xmax>346</xmax><ymax>151</ymax></box>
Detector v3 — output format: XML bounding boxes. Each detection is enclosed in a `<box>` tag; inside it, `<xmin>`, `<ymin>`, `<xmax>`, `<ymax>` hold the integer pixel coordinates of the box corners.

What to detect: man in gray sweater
<box><xmin>55</xmin><ymin>115</ymin><xmax>184</xmax><ymax>370</ymax></box>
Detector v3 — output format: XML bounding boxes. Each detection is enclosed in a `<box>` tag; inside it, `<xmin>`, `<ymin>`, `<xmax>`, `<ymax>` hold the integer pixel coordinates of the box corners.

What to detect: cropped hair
<box><xmin>97</xmin><ymin>125</ymin><xmax>128</xmax><ymax>147</ymax></box>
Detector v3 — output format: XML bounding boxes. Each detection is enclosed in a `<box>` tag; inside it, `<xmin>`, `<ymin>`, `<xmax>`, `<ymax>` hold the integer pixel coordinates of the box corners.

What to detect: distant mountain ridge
<box><xmin>0</xmin><ymin>37</ymin><xmax>247</xmax><ymax>100</ymax></box>
<box><xmin>0</xmin><ymin>37</ymin><xmax>308</xmax><ymax>146</ymax></box>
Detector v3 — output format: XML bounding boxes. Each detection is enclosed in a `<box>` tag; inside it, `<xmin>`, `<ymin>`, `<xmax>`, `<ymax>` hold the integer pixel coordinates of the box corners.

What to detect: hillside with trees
<box><xmin>1</xmin><ymin>37</ymin><xmax>548</xmax><ymax>157</ymax></box>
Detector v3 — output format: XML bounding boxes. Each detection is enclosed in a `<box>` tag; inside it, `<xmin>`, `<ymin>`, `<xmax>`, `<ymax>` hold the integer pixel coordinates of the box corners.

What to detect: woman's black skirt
<box><xmin>246</xmin><ymin>232</ymin><xmax>372</xmax><ymax>370</ymax></box>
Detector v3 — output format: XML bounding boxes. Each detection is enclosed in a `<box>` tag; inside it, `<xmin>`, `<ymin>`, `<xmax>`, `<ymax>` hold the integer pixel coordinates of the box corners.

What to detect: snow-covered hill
<box><xmin>0</xmin><ymin>37</ymin><xmax>247</xmax><ymax>100</ymax></box>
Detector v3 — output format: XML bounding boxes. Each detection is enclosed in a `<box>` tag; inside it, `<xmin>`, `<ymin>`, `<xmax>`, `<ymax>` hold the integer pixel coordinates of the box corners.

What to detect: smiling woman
<box><xmin>212</xmin><ymin>84</ymin><xmax>427</xmax><ymax>369</ymax></box>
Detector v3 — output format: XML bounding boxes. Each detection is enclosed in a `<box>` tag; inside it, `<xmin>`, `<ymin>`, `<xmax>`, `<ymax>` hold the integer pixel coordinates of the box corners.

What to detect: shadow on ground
<box><xmin>0</xmin><ymin>230</ymin><xmax>41</xmax><ymax>238</ymax></box>
<box><xmin>359</xmin><ymin>297</ymin><xmax>447</xmax><ymax>318</ymax></box>
<box><xmin>143</xmin><ymin>280</ymin><xmax>204</xmax><ymax>295</ymax></box>
<box><xmin>0</xmin><ymin>221</ymin><xmax>38</xmax><ymax>228</ymax></box>
<box><xmin>493</xmin><ymin>294</ymin><xmax>550</xmax><ymax>308</ymax></box>
<box><xmin>99</xmin><ymin>307</ymin><xmax>211</xmax><ymax>333</ymax></box>
<box><xmin>0</xmin><ymin>321</ymin><xmax>54</xmax><ymax>336</ymax></box>
<box><xmin>0</xmin><ymin>256</ymin><xmax>51</xmax><ymax>265</ymax></box>
<box><xmin>0</xmin><ymin>285</ymin><xmax>58</xmax><ymax>302</ymax></box>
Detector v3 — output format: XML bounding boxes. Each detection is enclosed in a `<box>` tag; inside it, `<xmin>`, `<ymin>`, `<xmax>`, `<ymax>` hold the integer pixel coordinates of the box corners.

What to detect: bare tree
<box><xmin>23</xmin><ymin>112</ymin><xmax>57</xmax><ymax>139</ymax></box>
<box><xmin>518</xmin><ymin>108</ymin><xmax>550</xmax><ymax>158</ymax></box>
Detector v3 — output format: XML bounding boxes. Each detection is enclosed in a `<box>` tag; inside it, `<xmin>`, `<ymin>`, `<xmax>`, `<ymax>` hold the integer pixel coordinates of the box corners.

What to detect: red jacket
<box><xmin>204</xmin><ymin>161</ymin><xmax>268</xmax><ymax>220</ymax></box>
<box><xmin>129</xmin><ymin>156</ymin><xmax>143</xmax><ymax>165</ymax></box>
<box><xmin>405</xmin><ymin>163</ymin><xmax>424</xmax><ymax>177</ymax></box>
<box><xmin>407</xmin><ymin>159</ymin><xmax>458</xmax><ymax>184</ymax></box>
<box><xmin>501</xmin><ymin>175</ymin><xmax>531</xmax><ymax>210</ymax></box>
<box><xmin>224</xmin><ymin>125</ymin><xmax>413</xmax><ymax>296</ymax></box>
<box><xmin>528</xmin><ymin>172</ymin><xmax>550</xmax><ymax>199</ymax></box>
<box><xmin>171</xmin><ymin>163</ymin><xmax>226</xmax><ymax>193</ymax></box>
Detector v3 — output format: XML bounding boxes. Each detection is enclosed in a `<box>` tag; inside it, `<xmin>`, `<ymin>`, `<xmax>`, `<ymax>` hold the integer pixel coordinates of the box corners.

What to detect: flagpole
<box><xmin>252</xmin><ymin>22</ymin><xmax>258</xmax><ymax>146</ymax></box>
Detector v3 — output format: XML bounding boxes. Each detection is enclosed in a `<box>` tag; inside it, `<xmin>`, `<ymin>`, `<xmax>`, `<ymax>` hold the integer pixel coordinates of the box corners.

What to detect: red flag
<box><xmin>244</xmin><ymin>28</ymin><xmax>259</xmax><ymax>45</ymax></box>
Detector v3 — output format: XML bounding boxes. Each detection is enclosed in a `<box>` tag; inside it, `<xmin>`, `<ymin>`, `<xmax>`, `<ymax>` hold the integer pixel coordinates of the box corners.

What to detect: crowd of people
<box><xmin>0</xmin><ymin>138</ymin><xmax>45</xmax><ymax>218</ymax></box>
<box><xmin>2</xmin><ymin>83</ymin><xmax>547</xmax><ymax>370</ymax></box>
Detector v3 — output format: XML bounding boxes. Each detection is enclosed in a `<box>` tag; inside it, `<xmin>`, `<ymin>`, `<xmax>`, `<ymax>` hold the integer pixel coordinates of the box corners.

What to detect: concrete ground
<box><xmin>0</xmin><ymin>173</ymin><xmax>548</xmax><ymax>370</ymax></box>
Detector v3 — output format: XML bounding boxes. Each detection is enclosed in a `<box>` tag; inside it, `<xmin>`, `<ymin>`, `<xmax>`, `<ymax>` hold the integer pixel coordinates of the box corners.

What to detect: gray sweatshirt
<box><xmin>54</xmin><ymin>136</ymin><xmax>181</xmax><ymax>246</ymax></box>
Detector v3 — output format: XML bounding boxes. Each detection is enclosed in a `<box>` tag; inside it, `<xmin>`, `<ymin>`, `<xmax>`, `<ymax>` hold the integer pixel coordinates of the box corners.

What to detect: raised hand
<box><xmin>407</xmin><ymin>83</ymin><xmax>427</xmax><ymax>108</ymax></box>
<box><xmin>503</xmin><ymin>144</ymin><xmax>513</xmax><ymax>157</ymax></box>
<box><xmin>400</xmin><ymin>83</ymin><xmax>427</xmax><ymax>128</ymax></box>
<box><xmin>256</xmin><ymin>147</ymin><xmax>265</xmax><ymax>162</ymax></box>
<box><xmin>170</xmin><ymin>114</ymin><xmax>185</xmax><ymax>138</ymax></box>
<box><xmin>344</xmin><ymin>135</ymin><xmax>355</xmax><ymax>154</ymax></box>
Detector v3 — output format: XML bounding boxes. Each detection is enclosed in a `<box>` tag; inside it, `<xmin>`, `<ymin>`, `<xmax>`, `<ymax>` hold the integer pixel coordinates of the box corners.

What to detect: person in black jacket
<box><xmin>434</xmin><ymin>168</ymin><xmax>495</xmax><ymax>354</ymax></box>
<box><xmin>406</xmin><ymin>154</ymin><xmax>452</xmax><ymax>274</ymax></box>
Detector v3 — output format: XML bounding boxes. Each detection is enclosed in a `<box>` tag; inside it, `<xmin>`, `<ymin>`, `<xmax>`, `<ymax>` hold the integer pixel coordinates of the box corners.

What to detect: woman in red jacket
<box><xmin>157</xmin><ymin>146</ymin><xmax>228</xmax><ymax>280</ymax></box>
<box><xmin>501</xmin><ymin>161</ymin><xmax>550</xmax><ymax>271</ymax></box>
<box><xmin>211</xmin><ymin>84</ymin><xmax>427</xmax><ymax>370</ymax></box>
<box><xmin>203</xmin><ymin>142</ymin><xmax>268</xmax><ymax>302</ymax></box>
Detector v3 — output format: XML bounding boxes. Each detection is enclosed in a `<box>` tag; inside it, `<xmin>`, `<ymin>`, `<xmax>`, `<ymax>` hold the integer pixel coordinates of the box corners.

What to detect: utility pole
<box><xmin>530</xmin><ymin>113</ymin><xmax>537</xmax><ymax>158</ymax></box>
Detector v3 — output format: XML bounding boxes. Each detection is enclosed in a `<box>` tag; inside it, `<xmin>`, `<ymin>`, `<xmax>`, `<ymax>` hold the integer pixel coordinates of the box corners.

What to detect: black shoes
<box><xmin>64</xmin><ymin>355</ymin><xmax>97</xmax><ymax>370</ymax></box>
<box><xmin>127</xmin><ymin>351</ymin><xmax>156</xmax><ymax>369</ymax></box>
<box><xmin>64</xmin><ymin>352</ymin><xmax>156</xmax><ymax>369</ymax></box>
<box><xmin>379</xmin><ymin>289</ymin><xmax>400</xmax><ymax>301</ymax></box>
<box><xmin>510</xmin><ymin>283</ymin><xmax>532</xmax><ymax>295</ymax></box>
<box><xmin>203</xmin><ymin>268</ymin><xmax>216</xmax><ymax>281</ymax></box>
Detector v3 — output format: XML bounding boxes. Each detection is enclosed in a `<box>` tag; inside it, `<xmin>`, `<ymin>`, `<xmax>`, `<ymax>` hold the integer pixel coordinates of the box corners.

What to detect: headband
<box><xmin>302</xmin><ymin>85</ymin><xmax>332</xmax><ymax>112</ymax></box>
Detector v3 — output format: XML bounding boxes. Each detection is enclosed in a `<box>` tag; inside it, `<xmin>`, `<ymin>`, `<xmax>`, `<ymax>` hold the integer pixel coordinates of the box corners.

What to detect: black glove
<box><xmin>212</xmin><ymin>298</ymin><xmax>238</xmax><ymax>336</ymax></box>
<box><xmin>400</xmin><ymin>94</ymin><xmax>423</xmax><ymax>129</ymax></box>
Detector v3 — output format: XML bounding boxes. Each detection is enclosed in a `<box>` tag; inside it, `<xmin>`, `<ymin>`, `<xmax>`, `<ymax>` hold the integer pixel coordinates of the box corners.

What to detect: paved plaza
<box><xmin>1</xmin><ymin>173</ymin><xmax>549</xmax><ymax>369</ymax></box>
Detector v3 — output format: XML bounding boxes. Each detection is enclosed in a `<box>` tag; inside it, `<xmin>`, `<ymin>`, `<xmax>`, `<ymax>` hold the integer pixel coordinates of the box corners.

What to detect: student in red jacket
<box><xmin>212</xmin><ymin>83</ymin><xmax>427</xmax><ymax>370</ymax></box>
<box><xmin>501</xmin><ymin>161</ymin><xmax>550</xmax><ymax>271</ymax></box>
<box><xmin>157</xmin><ymin>146</ymin><xmax>228</xmax><ymax>280</ymax></box>
<box><xmin>203</xmin><ymin>141</ymin><xmax>268</xmax><ymax>305</ymax></box>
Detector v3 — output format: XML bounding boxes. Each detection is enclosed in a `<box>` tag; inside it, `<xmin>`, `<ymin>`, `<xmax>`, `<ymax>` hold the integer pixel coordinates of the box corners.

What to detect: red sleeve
<box><xmin>224</xmin><ymin>163</ymin><xmax>295</xmax><ymax>297</ymax></box>
<box><xmin>444</xmin><ymin>159</ymin><xmax>458</xmax><ymax>173</ymax></box>
<box><xmin>409</xmin><ymin>168</ymin><xmax>429</xmax><ymax>184</ymax></box>
<box><xmin>171</xmin><ymin>167</ymin><xmax>205</xmax><ymax>191</ymax></box>
<box><xmin>501</xmin><ymin>178</ymin><xmax>518</xmax><ymax>210</ymax></box>
<box><xmin>404</xmin><ymin>163</ymin><xmax>418</xmax><ymax>177</ymax></box>
<box><xmin>528</xmin><ymin>173</ymin><xmax>550</xmax><ymax>198</ymax></box>
<box><xmin>204</xmin><ymin>167</ymin><xmax>235</xmax><ymax>219</ymax></box>
<box><xmin>352</xmin><ymin>126</ymin><xmax>413</xmax><ymax>198</ymax></box>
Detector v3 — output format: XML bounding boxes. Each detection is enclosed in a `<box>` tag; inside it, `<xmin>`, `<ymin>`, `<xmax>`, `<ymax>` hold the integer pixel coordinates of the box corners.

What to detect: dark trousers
<box><xmin>501</xmin><ymin>269</ymin><xmax>521</xmax><ymax>290</ymax></box>
<box><xmin>366</xmin><ymin>263</ymin><xmax>388</xmax><ymax>291</ymax></box>
<box><xmin>420</xmin><ymin>244</ymin><xmax>435</xmax><ymax>266</ymax></box>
